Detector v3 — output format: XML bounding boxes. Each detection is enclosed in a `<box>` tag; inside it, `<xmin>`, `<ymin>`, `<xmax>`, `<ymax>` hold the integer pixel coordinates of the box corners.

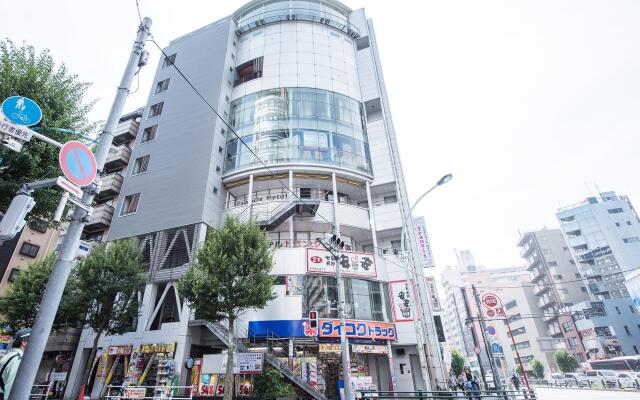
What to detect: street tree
<box><xmin>451</xmin><ymin>349</ymin><xmax>465</xmax><ymax>377</ymax></box>
<box><xmin>553</xmin><ymin>350</ymin><xmax>579</xmax><ymax>373</ymax></box>
<box><xmin>0</xmin><ymin>254</ymin><xmax>78</xmax><ymax>331</ymax></box>
<box><xmin>0</xmin><ymin>39</ymin><xmax>96</xmax><ymax>221</ymax></box>
<box><xmin>253</xmin><ymin>368</ymin><xmax>296</xmax><ymax>398</ymax></box>
<box><xmin>69</xmin><ymin>239</ymin><xmax>146</xmax><ymax>394</ymax></box>
<box><xmin>178</xmin><ymin>217</ymin><xmax>275</xmax><ymax>400</ymax></box>
<box><xmin>529</xmin><ymin>358</ymin><xmax>545</xmax><ymax>380</ymax></box>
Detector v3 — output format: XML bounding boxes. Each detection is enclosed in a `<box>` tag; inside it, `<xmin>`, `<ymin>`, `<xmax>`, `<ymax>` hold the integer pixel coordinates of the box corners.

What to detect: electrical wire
<box><xmin>134</xmin><ymin>0</ymin><xmax>336</xmax><ymax>226</ymax></box>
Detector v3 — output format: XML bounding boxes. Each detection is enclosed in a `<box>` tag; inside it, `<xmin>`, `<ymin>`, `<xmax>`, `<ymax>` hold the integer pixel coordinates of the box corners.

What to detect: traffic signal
<box><xmin>309</xmin><ymin>310</ymin><xmax>318</xmax><ymax>329</ymax></box>
<box><xmin>0</xmin><ymin>194</ymin><xmax>35</xmax><ymax>241</ymax></box>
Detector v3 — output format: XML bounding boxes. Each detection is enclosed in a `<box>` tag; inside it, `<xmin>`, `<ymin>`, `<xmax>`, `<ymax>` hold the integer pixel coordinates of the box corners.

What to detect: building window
<box><xmin>581</xmin><ymin>287</ymin><xmax>587</xmax><ymax>292</ymax></box>
<box><xmin>554</xmin><ymin>274</ymin><xmax>563</xmax><ymax>280</ymax></box>
<box><xmin>356</xmin><ymin>36</ymin><xmax>370</xmax><ymax>50</ymax></box>
<box><xmin>559</xmin><ymin>288</ymin><xmax>569</xmax><ymax>294</ymax></box>
<box><xmin>563</xmin><ymin>246</ymin><xmax>569</xmax><ymax>251</ymax></box>
<box><xmin>19</xmin><ymin>242</ymin><xmax>40</xmax><ymax>258</ymax></box>
<box><xmin>120</xmin><ymin>193</ymin><xmax>140</xmax><ymax>216</ymax></box>
<box><xmin>28</xmin><ymin>218</ymin><xmax>48</xmax><ymax>233</ymax></box>
<box><xmin>221</xmin><ymin>128</ymin><xmax>226</xmax><ymax>136</ymax></box>
<box><xmin>132</xmin><ymin>155</ymin><xmax>150</xmax><ymax>175</ymax></box>
<box><xmin>615</xmin><ymin>222</ymin><xmax>621</xmax><ymax>227</ymax></box>
<box><xmin>608</xmin><ymin>208</ymin><xmax>624</xmax><ymax>214</ymax></box>
<box><xmin>630</xmin><ymin>305</ymin><xmax>637</xmax><ymax>313</ymax></box>
<box><xmin>141</xmin><ymin>125</ymin><xmax>158</xmax><ymax>143</ymax></box>
<box><xmin>384</xmin><ymin>195</ymin><xmax>397</xmax><ymax>204</ymax></box>
<box><xmin>562</xmin><ymin>322</ymin><xmax>574</xmax><ymax>332</ymax></box>
<box><xmin>548</xmin><ymin>261</ymin><xmax>558</xmax><ymax>266</ymax></box>
<box><xmin>635</xmin><ymin>345</ymin><xmax>639</xmax><ymax>355</ymax></box>
<box><xmin>7</xmin><ymin>268</ymin><xmax>21</xmax><ymax>282</ymax></box>
<box><xmin>623</xmin><ymin>237</ymin><xmax>640</xmax><ymax>243</ymax></box>
<box><xmin>505</xmin><ymin>300</ymin><xmax>517</xmax><ymax>310</ymax></box>
<box><xmin>215</xmin><ymin>166</ymin><xmax>221</xmax><ymax>174</ymax></box>
<box><xmin>148</xmin><ymin>102</ymin><xmax>164</xmax><ymax>118</ymax></box>
<box><xmin>575</xmin><ymin>273</ymin><xmax>581</xmax><ymax>278</ymax></box>
<box><xmin>218</xmin><ymin>146</ymin><xmax>223</xmax><ymax>154</ymax></box>
<box><xmin>234</xmin><ymin>57</ymin><xmax>263</xmax><ymax>87</ymax></box>
<box><xmin>511</xmin><ymin>341</ymin><xmax>531</xmax><ymax>351</ymax></box>
<box><xmin>162</xmin><ymin>53</ymin><xmax>176</xmax><ymax>68</ymax></box>
<box><xmin>508</xmin><ymin>326</ymin><xmax>526</xmax><ymax>337</ymax></box>
<box><xmin>628</xmin><ymin>221</ymin><xmax>632</xmax><ymax>225</ymax></box>
<box><xmin>616</xmin><ymin>306</ymin><xmax>621</xmax><ymax>314</ymax></box>
<box><xmin>213</xmin><ymin>186</ymin><xmax>218</xmax><ymax>195</ymax></box>
<box><xmin>155</xmin><ymin>78</ymin><xmax>170</xmax><ymax>94</ymax></box>
<box><xmin>625</xmin><ymin>325</ymin><xmax>631</xmax><ymax>335</ymax></box>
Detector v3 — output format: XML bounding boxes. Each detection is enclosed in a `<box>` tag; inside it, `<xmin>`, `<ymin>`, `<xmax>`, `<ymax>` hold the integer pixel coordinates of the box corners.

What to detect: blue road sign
<box><xmin>2</xmin><ymin>96</ymin><xmax>42</xmax><ymax>126</ymax></box>
<box><xmin>58</xmin><ymin>141</ymin><xmax>97</xmax><ymax>187</ymax></box>
<box><xmin>491</xmin><ymin>342</ymin><xmax>503</xmax><ymax>354</ymax></box>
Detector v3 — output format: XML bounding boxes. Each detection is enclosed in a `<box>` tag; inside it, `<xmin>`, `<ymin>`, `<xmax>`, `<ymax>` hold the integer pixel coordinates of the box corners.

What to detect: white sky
<box><xmin>6</xmin><ymin>0</ymin><xmax>640</xmax><ymax>272</ymax></box>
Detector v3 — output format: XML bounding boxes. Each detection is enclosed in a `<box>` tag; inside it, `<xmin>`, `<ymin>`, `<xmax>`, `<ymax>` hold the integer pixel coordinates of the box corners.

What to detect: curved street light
<box><xmin>397</xmin><ymin>173</ymin><xmax>453</xmax><ymax>390</ymax></box>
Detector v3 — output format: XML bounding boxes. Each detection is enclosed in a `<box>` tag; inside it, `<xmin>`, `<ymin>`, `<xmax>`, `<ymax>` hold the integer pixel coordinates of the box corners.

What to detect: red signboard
<box><xmin>482</xmin><ymin>293</ymin><xmax>500</xmax><ymax>309</ymax></box>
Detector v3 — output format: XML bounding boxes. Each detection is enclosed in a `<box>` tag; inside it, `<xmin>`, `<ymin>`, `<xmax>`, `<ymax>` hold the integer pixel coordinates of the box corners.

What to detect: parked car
<box><xmin>615</xmin><ymin>372</ymin><xmax>640</xmax><ymax>388</ymax></box>
<box><xmin>564</xmin><ymin>372</ymin><xmax>589</xmax><ymax>387</ymax></box>
<box><xmin>585</xmin><ymin>370</ymin><xmax>618</xmax><ymax>387</ymax></box>
<box><xmin>549</xmin><ymin>373</ymin><xmax>567</xmax><ymax>386</ymax></box>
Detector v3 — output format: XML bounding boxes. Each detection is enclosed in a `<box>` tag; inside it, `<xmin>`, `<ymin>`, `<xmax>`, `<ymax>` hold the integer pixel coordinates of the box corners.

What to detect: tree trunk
<box><xmin>223</xmin><ymin>317</ymin><xmax>235</xmax><ymax>400</ymax></box>
<box><xmin>79</xmin><ymin>326</ymin><xmax>104</xmax><ymax>397</ymax></box>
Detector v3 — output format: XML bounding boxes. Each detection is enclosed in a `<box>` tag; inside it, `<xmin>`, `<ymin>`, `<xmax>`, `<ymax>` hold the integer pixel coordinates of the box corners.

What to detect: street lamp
<box><xmin>399</xmin><ymin>173</ymin><xmax>452</xmax><ymax>390</ymax></box>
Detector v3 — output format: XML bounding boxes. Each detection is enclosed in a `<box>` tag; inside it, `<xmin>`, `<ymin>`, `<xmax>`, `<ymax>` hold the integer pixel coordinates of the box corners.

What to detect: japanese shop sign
<box><xmin>319</xmin><ymin>343</ymin><xmax>342</xmax><ymax>353</ymax></box>
<box><xmin>389</xmin><ymin>280</ymin><xmax>414</xmax><ymax>322</ymax></box>
<box><xmin>306</xmin><ymin>248</ymin><xmax>376</xmax><ymax>278</ymax></box>
<box><xmin>140</xmin><ymin>342</ymin><xmax>176</xmax><ymax>353</ymax></box>
<box><xmin>123</xmin><ymin>388</ymin><xmax>146</xmax><ymax>398</ymax></box>
<box><xmin>425</xmin><ymin>276</ymin><xmax>442</xmax><ymax>312</ymax></box>
<box><xmin>352</xmin><ymin>344</ymin><xmax>388</xmax><ymax>354</ymax></box>
<box><xmin>318</xmin><ymin>319</ymin><xmax>397</xmax><ymax>340</ymax></box>
<box><xmin>413</xmin><ymin>217</ymin><xmax>434</xmax><ymax>268</ymax></box>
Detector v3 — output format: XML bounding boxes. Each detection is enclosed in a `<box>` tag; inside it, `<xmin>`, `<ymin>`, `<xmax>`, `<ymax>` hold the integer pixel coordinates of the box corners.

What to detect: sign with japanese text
<box><xmin>352</xmin><ymin>344</ymin><xmax>388</xmax><ymax>354</ymax></box>
<box><xmin>140</xmin><ymin>342</ymin><xmax>176</xmax><ymax>353</ymax></box>
<box><xmin>389</xmin><ymin>280</ymin><xmax>414</xmax><ymax>322</ymax></box>
<box><xmin>0</xmin><ymin>118</ymin><xmax>35</xmax><ymax>141</ymax></box>
<box><xmin>191</xmin><ymin>359</ymin><xmax>202</xmax><ymax>396</ymax></box>
<box><xmin>413</xmin><ymin>217</ymin><xmax>434</xmax><ymax>268</ymax></box>
<box><xmin>108</xmin><ymin>345</ymin><xmax>133</xmax><ymax>356</ymax></box>
<box><xmin>319</xmin><ymin>343</ymin><xmax>342</xmax><ymax>353</ymax></box>
<box><xmin>318</xmin><ymin>319</ymin><xmax>397</xmax><ymax>340</ymax></box>
<box><xmin>424</xmin><ymin>276</ymin><xmax>442</xmax><ymax>312</ymax></box>
<box><xmin>49</xmin><ymin>372</ymin><xmax>67</xmax><ymax>381</ymax></box>
<box><xmin>123</xmin><ymin>388</ymin><xmax>146</xmax><ymax>398</ymax></box>
<box><xmin>203</xmin><ymin>353</ymin><xmax>263</xmax><ymax>374</ymax></box>
<box><xmin>306</xmin><ymin>248</ymin><xmax>376</xmax><ymax>278</ymax></box>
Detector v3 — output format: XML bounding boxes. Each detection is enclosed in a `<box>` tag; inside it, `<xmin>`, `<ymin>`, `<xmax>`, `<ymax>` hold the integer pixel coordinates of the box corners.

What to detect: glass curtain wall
<box><xmin>225</xmin><ymin>87</ymin><xmax>372</xmax><ymax>174</ymax></box>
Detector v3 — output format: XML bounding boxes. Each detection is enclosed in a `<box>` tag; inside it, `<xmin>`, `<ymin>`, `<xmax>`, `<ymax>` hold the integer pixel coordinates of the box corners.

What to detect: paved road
<box><xmin>535</xmin><ymin>387</ymin><xmax>640</xmax><ymax>399</ymax></box>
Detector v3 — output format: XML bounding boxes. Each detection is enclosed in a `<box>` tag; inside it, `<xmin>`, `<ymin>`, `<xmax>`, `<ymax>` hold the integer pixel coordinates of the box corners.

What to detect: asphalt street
<box><xmin>535</xmin><ymin>387</ymin><xmax>640</xmax><ymax>399</ymax></box>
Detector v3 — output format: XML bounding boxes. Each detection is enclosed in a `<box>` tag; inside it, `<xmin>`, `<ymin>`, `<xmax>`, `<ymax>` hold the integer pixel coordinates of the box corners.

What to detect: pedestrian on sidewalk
<box><xmin>0</xmin><ymin>327</ymin><xmax>31</xmax><ymax>399</ymax></box>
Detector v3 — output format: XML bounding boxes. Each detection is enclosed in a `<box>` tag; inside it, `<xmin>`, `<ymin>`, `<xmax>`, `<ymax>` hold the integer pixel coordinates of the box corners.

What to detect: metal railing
<box><xmin>360</xmin><ymin>389</ymin><xmax>537</xmax><ymax>399</ymax></box>
<box><xmin>104</xmin><ymin>385</ymin><xmax>194</xmax><ymax>399</ymax></box>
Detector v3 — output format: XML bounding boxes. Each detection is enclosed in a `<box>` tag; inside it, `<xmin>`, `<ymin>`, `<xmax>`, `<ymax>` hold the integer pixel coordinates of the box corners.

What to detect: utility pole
<box><xmin>471</xmin><ymin>285</ymin><xmax>502</xmax><ymax>390</ymax></box>
<box><xmin>10</xmin><ymin>17</ymin><xmax>152</xmax><ymax>399</ymax></box>
<box><xmin>461</xmin><ymin>287</ymin><xmax>488</xmax><ymax>390</ymax></box>
<box><xmin>504</xmin><ymin>316</ymin><xmax>531</xmax><ymax>392</ymax></box>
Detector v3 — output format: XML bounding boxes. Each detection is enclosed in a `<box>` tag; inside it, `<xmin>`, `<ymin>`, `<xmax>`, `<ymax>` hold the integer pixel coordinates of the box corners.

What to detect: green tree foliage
<box><xmin>178</xmin><ymin>217</ymin><xmax>275</xmax><ymax>400</ymax></box>
<box><xmin>68</xmin><ymin>239</ymin><xmax>146</xmax><ymax>391</ymax></box>
<box><xmin>253</xmin><ymin>368</ymin><xmax>296</xmax><ymax>398</ymax></box>
<box><xmin>553</xmin><ymin>350</ymin><xmax>579</xmax><ymax>373</ymax></box>
<box><xmin>529</xmin><ymin>358</ymin><xmax>545</xmax><ymax>379</ymax></box>
<box><xmin>0</xmin><ymin>255</ymin><xmax>77</xmax><ymax>331</ymax></box>
<box><xmin>451</xmin><ymin>349</ymin><xmax>465</xmax><ymax>377</ymax></box>
<box><xmin>0</xmin><ymin>39</ymin><xmax>96</xmax><ymax>221</ymax></box>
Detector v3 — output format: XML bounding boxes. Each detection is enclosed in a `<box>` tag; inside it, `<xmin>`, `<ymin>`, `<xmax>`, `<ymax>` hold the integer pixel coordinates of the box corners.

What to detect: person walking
<box><xmin>0</xmin><ymin>328</ymin><xmax>31</xmax><ymax>399</ymax></box>
<box><xmin>462</xmin><ymin>366</ymin><xmax>480</xmax><ymax>400</ymax></box>
<box><xmin>511</xmin><ymin>374</ymin><xmax>520</xmax><ymax>391</ymax></box>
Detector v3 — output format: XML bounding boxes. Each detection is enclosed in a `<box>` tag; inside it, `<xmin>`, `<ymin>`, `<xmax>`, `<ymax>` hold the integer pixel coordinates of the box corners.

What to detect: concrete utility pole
<box><xmin>461</xmin><ymin>287</ymin><xmax>488</xmax><ymax>390</ymax></box>
<box><xmin>471</xmin><ymin>285</ymin><xmax>502</xmax><ymax>390</ymax></box>
<box><xmin>10</xmin><ymin>17</ymin><xmax>152</xmax><ymax>399</ymax></box>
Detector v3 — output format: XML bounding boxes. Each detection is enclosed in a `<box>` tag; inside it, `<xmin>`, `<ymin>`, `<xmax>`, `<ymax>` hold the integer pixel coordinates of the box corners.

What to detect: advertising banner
<box><xmin>352</xmin><ymin>344</ymin><xmax>388</xmax><ymax>354</ymax></box>
<box><xmin>123</xmin><ymin>388</ymin><xmax>146</xmax><ymax>399</ymax></box>
<box><xmin>140</xmin><ymin>342</ymin><xmax>176</xmax><ymax>353</ymax></box>
<box><xmin>306</xmin><ymin>248</ymin><xmax>376</xmax><ymax>278</ymax></box>
<box><xmin>203</xmin><ymin>353</ymin><xmax>264</xmax><ymax>374</ymax></box>
<box><xmin>319</xmin><ymin>320</ymin><xmax>397</xmax><ymax>340</ymax></box>
<box><xmin>319</xmin><ymin>343</ymin><xmax>342</xmax><ymax>353</ymax></box>
<box><xmin>108</xmin><ymin>345</ymin><xmax>133</xmax><ymax>356</ymax></box>
<box><xmin>424</xmin><ymin>276</ymin><xmax>442</xmax><ymax>312</ymax></box>
<box><xmin>389</xmin><ymin>280</ymin><xmax>414</xmax><ymax>322</ymax></box>
<box><xmin>413</xmin><ymin>217</ymin><xmax>434</xmax><ymax>268</ymax></box>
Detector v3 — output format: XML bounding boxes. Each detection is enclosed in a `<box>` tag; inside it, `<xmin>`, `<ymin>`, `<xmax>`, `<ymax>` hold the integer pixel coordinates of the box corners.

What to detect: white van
<box><xmin>585</xmin><ymin>370</ymin><xmax>618</xmax><ymax>387</ymax></box>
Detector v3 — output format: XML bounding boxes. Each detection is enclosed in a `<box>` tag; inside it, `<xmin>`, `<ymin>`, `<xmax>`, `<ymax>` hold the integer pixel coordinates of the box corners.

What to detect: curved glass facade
<box><xmin>224</xmin><ymin>87</ymin><xmax>372</xmax><ymax>174</ymax></box>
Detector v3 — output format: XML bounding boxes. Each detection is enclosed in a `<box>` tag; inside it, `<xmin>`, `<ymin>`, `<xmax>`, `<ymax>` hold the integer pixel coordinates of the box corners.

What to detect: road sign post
<box><xmin>58</xmin><ymin>140</ymin><xmax>98</xmax><ymax>187</ymax></box>
<box><xmin>2</xmin><ymin>96</ymin><xmax>43</xmax><ymax>126</ymax></box>
<box><xmin>10</xmin><ymin>17</ymin><xmax>153</xmax><ymax>399</ymax></box>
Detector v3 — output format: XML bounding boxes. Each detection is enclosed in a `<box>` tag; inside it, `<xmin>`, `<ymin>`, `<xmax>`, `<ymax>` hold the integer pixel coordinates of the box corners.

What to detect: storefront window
<box><xmin>225</xmin><ymin>88</ymin><xmax>372</xmax><ymax>174</ymax></box>
<box><xmin>302</xmin><ymin>276</ymin><xmax>391</xmax><ymax>322</ymax></box>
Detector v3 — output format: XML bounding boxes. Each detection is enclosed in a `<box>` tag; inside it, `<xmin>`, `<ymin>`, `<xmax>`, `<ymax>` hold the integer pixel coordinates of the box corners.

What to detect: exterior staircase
<box><xmin>190</xmin><ymin>319</ymin><xmax>327</xmax><ymax>400</ymax></box>
<box><xmin>235</xmin><ymin>198</ymin><xmax>320</xmax><ymax>230</ymax></box>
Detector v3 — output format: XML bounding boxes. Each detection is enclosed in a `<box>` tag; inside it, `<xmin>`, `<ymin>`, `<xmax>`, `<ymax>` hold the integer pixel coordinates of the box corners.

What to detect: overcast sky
<box><xmin>5</xmin><ymin>0</ymin><xmax>640</xmax><ymax>272</ymax></box>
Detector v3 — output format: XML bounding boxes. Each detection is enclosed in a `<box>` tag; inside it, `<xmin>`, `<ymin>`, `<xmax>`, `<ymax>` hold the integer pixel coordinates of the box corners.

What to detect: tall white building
<box><xmin>65</xmin><ymin>1</ymin><xmax>444</xmax><ymax>398</ymax></box>
<box><xmin>557</xmin><ymin>191</ymin><xmax>640</xmax><ymax>299</ymax></box>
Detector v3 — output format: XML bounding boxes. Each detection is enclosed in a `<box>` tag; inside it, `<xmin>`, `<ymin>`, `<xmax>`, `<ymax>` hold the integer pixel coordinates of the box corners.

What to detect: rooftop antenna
<box><xmin>593</xmin><ymin>182</ymin><xmax>602</xmax><ymax>196</ymax></box>
<box><xmin>584</xmin><ymin>182</ymin><xmax>593</xmax><ymax>197</ymax></box>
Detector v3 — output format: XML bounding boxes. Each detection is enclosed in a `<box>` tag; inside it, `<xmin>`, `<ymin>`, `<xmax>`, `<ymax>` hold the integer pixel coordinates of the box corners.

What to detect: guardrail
<box><xmin>360</xmin><ymin>389</ymin><xmax>537</xmax><ymax>399</ymax></box>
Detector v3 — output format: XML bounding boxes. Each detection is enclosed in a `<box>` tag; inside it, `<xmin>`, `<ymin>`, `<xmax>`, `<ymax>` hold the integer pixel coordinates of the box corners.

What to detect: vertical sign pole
<box><xmin>461</xmin><ymin>288</ymin><xmax>488</xmax><ymax>389</ymax></box>
<box><xmin>472</xmin><ymin>286</ymin><xmax>502</xmax><ymax>390</ymax></box>
<box><xmin>10</xmin><ymin>18</ymin><xmax>152</xmax><ymax>399</ymax></box>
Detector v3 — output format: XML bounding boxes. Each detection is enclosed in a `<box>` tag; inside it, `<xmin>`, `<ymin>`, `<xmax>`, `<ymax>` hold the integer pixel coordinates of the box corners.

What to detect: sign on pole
<box><xmin>481</xmin><ymin>293</ymin><xmax>500</xmax><ymax>309</ymax></box>
<box><xmin>0</xmin><ymin>118</ymin><xmax>35</xmax><ymax>142</ymax></box>
<box><xmin>55</xmin><ymin>176</ymin><xmax>83</xmax><ymax>198</ymax></box>
<box><xmin>2</xmin><ymin>96</ymin><xmax>42</xmax><ymax>126</ymax></box>
<box><xmin>474</xmin><ymin>346</ymin><xmax>482</xmax><ymax>355</ymax></box>
<box><xmin>491</xmin><ymin>342</ymin><xmax>503</xmax><ymax>354</ymax></box>
<box><xmin>58</xmin><ymin>141</ymin><xmax>97</xmax><ymax>187</ymax></box>
<box><xmin>0</xmin><ymin>134</ymin><xmax>23</xmax><ymax>152</ymax></box>
<box><xmin>486</xmin><ymin>325</ymin><xmax>496</xmax><ymax>336</ymax></box>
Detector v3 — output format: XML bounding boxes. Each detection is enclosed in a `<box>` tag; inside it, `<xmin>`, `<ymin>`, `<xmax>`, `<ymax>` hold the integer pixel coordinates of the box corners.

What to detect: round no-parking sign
<box><xmin>58</xmin><ymin>141</ymin><xmax>97</xmax><ymax>187</ymax></box>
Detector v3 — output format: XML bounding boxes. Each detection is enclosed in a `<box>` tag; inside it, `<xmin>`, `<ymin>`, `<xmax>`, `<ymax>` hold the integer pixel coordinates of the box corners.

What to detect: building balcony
<box><xmin>95</xmin><ymin>173</ymin><xmax>123</xmax><ymax>201</ymax></box>
<box><xmin>537</xmin><ymin>294</ymin><xmax>557</xmax><ymax>309</ymax></box>
<box><xmin>547</xmin><ymin>323</ymin><xmax>563</xmax><ymax>337</ymax></box>
<box><xmin>530</xmin><ymin>266</ymin><xmax>545</xmax><ymax>282</ymax></box>
<box><xmin>85</xmin><ymin>204</ymin><xmax>114</xmax><ymax>233</ymax></box>
<box><xmin>534</xmin><ymin>282</ymin><xmax>551</xmax><ymax>296</ymax></box>
<box><xmin>543</xmin><ymin>312</ymin><xmax>560</xmax><ymax>323</ymax></box>
<box><xmin>112</xmin><ymin>118</ymin><xmax>140</xmax><ymax>145</ymax></box>
<box><xmin>104</xmin><ymin>146</ymin><xmax>131</xmax><ymax>172</ymax></box>
<box><xmin>538</xmin><ymin>337</ymin><xmax>566</xmax><ymax>352</ymax></box>
<box><xmin>520</xmin><ymin>243</ymin><xmax>535</xmax><ymax>258</ymax></box>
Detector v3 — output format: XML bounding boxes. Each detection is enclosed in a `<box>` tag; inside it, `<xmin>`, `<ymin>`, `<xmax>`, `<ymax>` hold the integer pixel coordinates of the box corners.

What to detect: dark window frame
<box><xmin>19</xmin><ymin>242</ymin><xmax>40</xmax><ymax>258</ymax></box>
